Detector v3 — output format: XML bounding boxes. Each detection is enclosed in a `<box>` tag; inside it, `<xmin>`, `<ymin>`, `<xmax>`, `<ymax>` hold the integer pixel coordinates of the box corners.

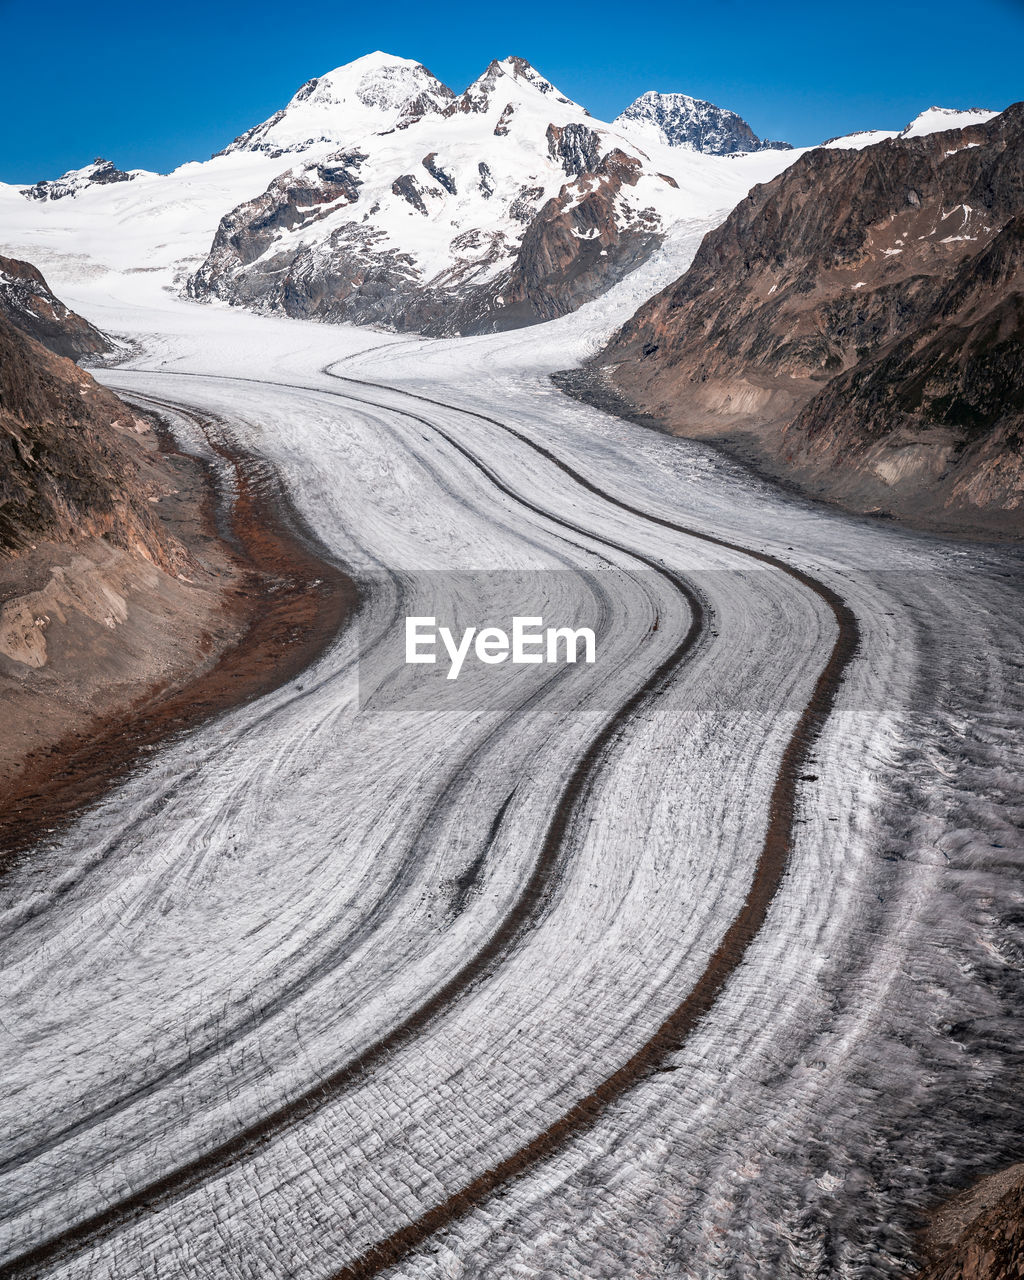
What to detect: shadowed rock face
<box><xmin>467</xmin><ymin>151</ymin><xmax>666</xmax><ymax>332</ymax></box>
<box><xmin>600</xmin><ymin>102</ymin><xmax>1024</xmax><ymax>533</ymax></box>
<box><xmin>0</xmin><ymin>313</ymin><xmax>174</xmax><ymax>564</ymax></box>
<box><xmin>0</xmin><ymin>256</ymin><xmax>111</xmax><ymax>361</ymax></box>
<box><xmin>546</xmin><ymin>123</ymin><xmax>603</xmax><ymax>175</ymax></box>
<box><xmin>193</xmin><ymin>154</ymin><xmax>369</xmax><ymax>278</ymax></box>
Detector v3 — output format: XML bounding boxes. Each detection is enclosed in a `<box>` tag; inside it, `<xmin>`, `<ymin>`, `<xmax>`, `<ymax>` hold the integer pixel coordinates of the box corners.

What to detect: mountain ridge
<box><xmin>2</xmin><ymin>55</ymin><xmax>998</xmax><ymax>346</ymax></box>
<box><xmin>183</xmin><ymin>53</ymin><xmax>801</xmax><ymax>335</ymax></box>
<box><xmin>597</xmin><ymin>101</ymin><xmax>1024</xmax><ymax>534</ymax></box>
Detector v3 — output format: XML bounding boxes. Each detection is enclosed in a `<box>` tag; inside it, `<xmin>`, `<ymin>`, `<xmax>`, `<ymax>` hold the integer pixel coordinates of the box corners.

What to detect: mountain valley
<box><xmin>0</xmin><ymin>46</ymin><xmax>1022</xmax><ymax>1280</ymax></box>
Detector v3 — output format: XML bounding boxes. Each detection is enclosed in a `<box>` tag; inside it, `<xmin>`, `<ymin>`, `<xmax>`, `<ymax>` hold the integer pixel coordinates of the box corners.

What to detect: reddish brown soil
<box><xmin>0</xmin><ymin>404</ymin><xmax>357</xmax><ymax>861</ymax></box>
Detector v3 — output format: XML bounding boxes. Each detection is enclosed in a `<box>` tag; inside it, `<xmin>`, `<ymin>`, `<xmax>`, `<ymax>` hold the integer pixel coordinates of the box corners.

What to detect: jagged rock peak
<box><xmin>614</xmin><ymin>90</ymin><xmax>791</xmax><ymax>155</ymax></box>
<box><xmin>452</xmin><ymin>56</ymin><xmax>584</xmax><ymax>115</ymax></box>
<box><xmin>219</xmin><ymin>52</ymin><xmax>455</xmax><ymax>157</ymax></box>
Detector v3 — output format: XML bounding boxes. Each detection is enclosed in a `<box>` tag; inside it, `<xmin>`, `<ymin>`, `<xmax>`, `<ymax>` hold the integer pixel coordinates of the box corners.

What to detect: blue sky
<box><xmin>1</xmin><ymin>0</ymin><xmax>1022</xmax><ymax>181</ymax></box>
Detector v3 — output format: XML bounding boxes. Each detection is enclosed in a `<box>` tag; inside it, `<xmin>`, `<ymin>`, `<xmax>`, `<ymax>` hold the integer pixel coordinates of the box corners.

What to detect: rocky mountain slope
<box><xmin>0</xmin><ymin>312</ymin><xmax>173</xmax><ymax>562</ymax></box>
<box><xmin>613</xmin><ymin>91</ymin><xmax>791</xmax><ymax>155</ymax></box>
<box><xmin>599</xmin><ymin>102</ymin><xmax>1024</xmax><ymax>534</ymax></box>
<box><xmin>916</xmin><ymin>1163</ymin><xmax>1024</xmax><ymax>1280</ymax></box>
<box><xmin>0</xmin><ymin>267</ymin><xmax>252</xmax><ymax>798</ymax></box>
<box><xmin>185</xmin><ymin>53</ymin><xmax>800</xmax><ymax>335</ymax></box>
<box><xmin>0</xmin><ymin>254</ymin><xmax>111</xmax><ymax>359</ymax></box>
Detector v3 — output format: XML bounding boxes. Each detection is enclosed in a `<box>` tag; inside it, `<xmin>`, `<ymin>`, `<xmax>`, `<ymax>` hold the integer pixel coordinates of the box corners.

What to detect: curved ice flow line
<box><xmin>312</xmin><ymin>369</ymin><xmax>859</xmax><ymax>1278</ymax></box>
<box><xmin>0</xmin><ymin>378</ymin><xmax>632</xmax><ymax>937</ymax></box>
<box><xmin>4</xmin><ymin>367</ymin><xmax>857</xmax><ymax>1276</ymax></box>
<box><xmin>0</xmin><ymin>388</ymin><xmax>649</xmax><ymax>1186</ymax></box>
<box><xmin>0</xmin><ymin>387</ymin><xmax>647</xmax><ymax>1163</ymax></box>
<box><xmin>113</xmin><ymin>368</ymin><xmax>860</xmax><ymax>1280</ymax></box>
<box><xmin>0</xmin><ymin>375</ymin><xmax>711</xmax><ymax>1277</ymax></box>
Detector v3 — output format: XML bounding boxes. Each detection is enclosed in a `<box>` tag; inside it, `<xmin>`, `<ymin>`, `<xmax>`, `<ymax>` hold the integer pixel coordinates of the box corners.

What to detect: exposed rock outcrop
<box><xmin>614</xmin><ymin>91</ymin><xmax>791</xmax><ymax>154</ymax></box>
<box><xmin>22</xmin><ymin>158</ymin><xmax>139</xmax><ymax>201</ymax></box>
<box><xmin>546</xmin><ymin>123</ymin><xmax>603</xmax><ymax>176</ymax></box>
<box><xmin>0</xmin><ymin>255</ymin><xmax>111</xmax><ymax>360</ymax></box>
<box><xmin>468</xmin><ymin>150</ymin><xmax>667</xmax><ymax>331</ymax></box>
<box><xmin>918</xmin><ymin>1164</ymin><xmax>1024</xmax><ymax>1280</ymax></box>
<box><xmin>599</xmin><ymin>102</ymin><xmax>1024</xmax><ymax>534</ymax></box>
<box><xmin>0</xmin><ymin>261</ymin><xmax>353</xmax><ymax>857</ymax></box>
<box><xmin>0</xmin><ymin>313</ymin><xmax>175</xmax><ymax>562</ymax></box>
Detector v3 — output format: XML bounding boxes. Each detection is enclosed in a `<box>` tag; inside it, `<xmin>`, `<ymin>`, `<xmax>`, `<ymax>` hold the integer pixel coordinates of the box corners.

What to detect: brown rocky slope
<box><xmin>0</xmin><ymin>301</ymin><xmax>235</xmax><ymax>797</ymax></box>
<box><xmin>0</xmin><ymin>254</ymin><xmax>111</xmax><ymax>361</ymax></box>
<box><xmin>598</xmin><ymin>101</ymin><xmax>1024</xmax><ymax>536</ymax></box>
<box><xmin>463</xmin><ymin>145</ymin><xmax>664</xmax><ymax>330</ymax></box>
<box><xmin>918</xmin><ymin>1163</ymin><xmax>1024</xmax><ymax>1279</ymax></box>
<box><xmin>0</xmin><ymin>313</ymin><xmax>170</xmax><ymax>561</ymax></box>
<box><xmin>0</xmin><ymin>272</ymin><xmax>349</xmax><ymax>838</ymax></box>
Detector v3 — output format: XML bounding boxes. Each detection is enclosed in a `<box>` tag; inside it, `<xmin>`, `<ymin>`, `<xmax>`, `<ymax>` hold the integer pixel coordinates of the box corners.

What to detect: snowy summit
<box><xmin>218</xmin><ymin>52</ymin><xmax>456</xmax><ymax>157</ymax></box>
<box><xmin>185</xmin><ymin>54</ymin><xmax>802</xmax><ymax>335</ymax></box>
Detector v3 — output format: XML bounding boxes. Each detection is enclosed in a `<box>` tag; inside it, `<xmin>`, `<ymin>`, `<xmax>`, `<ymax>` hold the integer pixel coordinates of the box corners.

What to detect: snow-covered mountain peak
<box><xmin>452</xmin><ymin>57</ymin><xmax>585</xmax><ymax>117</ymax></box>
<box><xmin>298</xmin><ymin>52</ymin><xmax>451</xmax><ymax>114</ymax></box>
<box><xmin>822</xmin><ymin>105</ymin><xmax>998</xmax><ymax>150</ymax></box>
<box><xmin>0</xmin><ymin>47</ymin><xmax>803</xmax><ymax>341</ymax></box>
<box><xmin>898</xmin><ymin>106</ymin><xmax>997</xmax><ymax>138</ymax></box>
<box><xmin>21</xmin><ymin>157</ymin><xmax>149</xmax><ymax>201</ymax></box>
<box><xmin>219</xmin><ymin>53</ymin><xmax>454</xmax><ymax>158</ymax></box>
<box><xmin>494</xmin><ymin>56</ymin><xmax>578</xmax><ymax>105</ymax></box>
<box><xmin>613</xmin><ymin>91</ymin><xmax>791</xmax><ymax>155</ymax></box>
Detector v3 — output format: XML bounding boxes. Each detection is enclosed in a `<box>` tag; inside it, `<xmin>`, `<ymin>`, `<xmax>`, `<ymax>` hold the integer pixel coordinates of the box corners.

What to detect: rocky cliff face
<box><xmin>186</xmin><ymin>54</ymin><xmax>797</xmax><ymax>337</ymax></box>
<box><xmin>476</xmin><ymin>148</ymin><xmax>664</xmax><ymax>329</ymax></box>
<box><xmin>613</xmin><ymin>91</ymin><xmax>791</xmax><ymax>155</ymax></box>
<box><xmin>600</xmin><ymin>102</ymin><xmax>1024</xmax><ymax>533</ymax></box>
<box><xmin>0</xmin><ymin>312</ymin><xmax>175</xmax><ymax>563</ymax></box>
<box><xmin>0</xmin><ymin>267</ymin><xmax>267</xmax><ymax>803</ymax></box>
<box><xmin>0</xmin><ymin>255</ymin><xmax>111</xmax><ymax>360</ymax></box>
